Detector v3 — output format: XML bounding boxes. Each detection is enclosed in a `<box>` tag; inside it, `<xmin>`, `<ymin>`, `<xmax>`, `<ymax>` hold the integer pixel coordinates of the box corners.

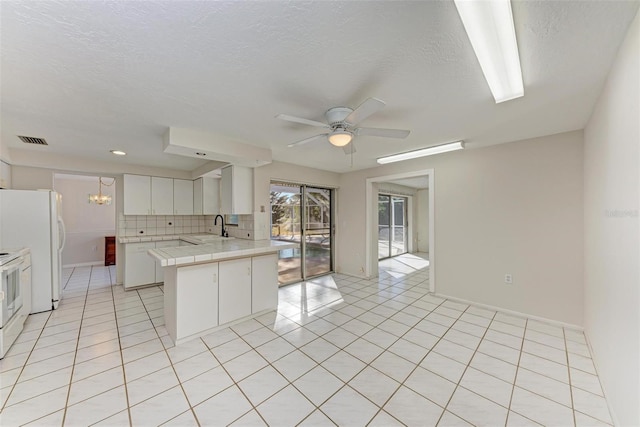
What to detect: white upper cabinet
<box><xmin>151</xmin><ymin>177</ymin><xmax>173</xmax><ymax>215</ymax></box>
<box><xmin>123</xmin><ymin>174</ymin><xmax>151</xmax><ymax>215</ymax></box>
<box><xmin>173</xmin><ymin>179</ymin><xmax>194</xmax><ymax>215</ymax></box>
<box><xmin>193</xmin><ymin>177</ymin><xmax>220</xmax><ymax>215</ymax></box>
<box><xmin>221</xmin><ymin>165</ymin><xmax>252</xmax><ymax>215</ymax></box>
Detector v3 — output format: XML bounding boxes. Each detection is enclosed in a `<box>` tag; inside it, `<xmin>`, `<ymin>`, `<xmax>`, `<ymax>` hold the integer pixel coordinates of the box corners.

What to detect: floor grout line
<box><xmin>0</xmin><ymin>257</ymin><xmax>614</xmax><ymax>426</ymax></box>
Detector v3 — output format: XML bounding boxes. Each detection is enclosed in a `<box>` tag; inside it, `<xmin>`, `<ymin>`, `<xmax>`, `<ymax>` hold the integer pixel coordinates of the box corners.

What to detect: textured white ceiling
<box><xmin>1</xmin><ymin>1</ymin><xmax>637</xmax><ymax>173</ymax></box>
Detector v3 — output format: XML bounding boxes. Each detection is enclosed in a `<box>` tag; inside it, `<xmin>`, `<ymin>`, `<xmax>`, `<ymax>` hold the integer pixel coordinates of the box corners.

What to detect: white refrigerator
<box><xmin>0</xmin><ymin>190</ymin><xmax>66</xmax><ymax>313</ymax></box>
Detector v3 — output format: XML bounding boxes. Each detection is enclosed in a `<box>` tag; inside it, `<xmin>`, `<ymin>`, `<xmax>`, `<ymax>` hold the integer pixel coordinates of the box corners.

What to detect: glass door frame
<box><xmin>378</xmin><ymin>193</ymin><xmax>409</xmax><ymax>260</ymax></box>
<box><xmin>270</xmin><ymin>181</ymin><xmax>335</xmax><ymax>285</ymax></box>
<box><xmin>301</xmin><ymin>185</ymin><xmax>334</xmax><ymax>280</ymax></box>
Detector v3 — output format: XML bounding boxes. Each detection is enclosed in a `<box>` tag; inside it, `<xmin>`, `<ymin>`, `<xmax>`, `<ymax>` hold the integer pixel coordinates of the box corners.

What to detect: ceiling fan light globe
<box><xmin>328</xmin><ymin>131</ymin><xmax>353</xmax><ymax>147</ymax></box>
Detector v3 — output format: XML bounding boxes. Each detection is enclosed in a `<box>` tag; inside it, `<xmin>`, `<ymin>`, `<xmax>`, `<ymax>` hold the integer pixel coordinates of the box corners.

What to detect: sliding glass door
<box><xmin>378</xmin><ymin>194</ymin><xmax>408</xmax><ymax>259</ymax></box>
<box><xmin>271</xmin><ymin>182</ymin><xmax>333</xmax><ymax>285</ymax></box>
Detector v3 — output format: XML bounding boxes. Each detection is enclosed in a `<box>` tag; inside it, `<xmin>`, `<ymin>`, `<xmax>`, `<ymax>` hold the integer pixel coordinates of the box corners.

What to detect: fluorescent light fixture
<box><xmin>454</xmin><ymin>0</ymin><xmax>524</xmax><ymax>103</ymax></box>
<box><xmin>110</xmin><ymin>150</ymin><xmax>126</xmax><ymax>156</ymax></box>
<box><xmin>377</xmin><ymin>141</ymin><xmax>465</xmax><ymax>164</ymax></box>
<box><xmin>328</xmin><ymin>129</ymin><xmax>353</xmax><ymax>147</ymax></box>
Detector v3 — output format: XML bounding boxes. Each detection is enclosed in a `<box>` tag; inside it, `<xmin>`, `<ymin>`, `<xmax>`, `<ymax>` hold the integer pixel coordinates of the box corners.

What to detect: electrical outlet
<box><xmin>92</xmin><ymin>245</ymin><xmax>98</xmax><ymax>252</ymax></box>
<box><xmin>504</xmin><ymin>274</ymin><xmax>513</xmax><ymax>284</ymax></box>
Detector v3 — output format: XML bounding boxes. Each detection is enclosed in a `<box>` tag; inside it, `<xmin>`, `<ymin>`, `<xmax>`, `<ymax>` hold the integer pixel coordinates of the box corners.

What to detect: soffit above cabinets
<box><xmin>163</xmin><ymin>127</ymin><xmax>272</xmax><ymax>168</ymax></box>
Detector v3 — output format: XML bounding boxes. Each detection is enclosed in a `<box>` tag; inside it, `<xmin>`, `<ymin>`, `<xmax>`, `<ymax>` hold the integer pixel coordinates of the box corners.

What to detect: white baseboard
<box><xmin>434</xmin><ymin>292</ymin><xmax>584</xmax><ymax>331</ymax></box>
<box><xmin>63</xmin><ymin>261</ymin><xmax>104</xmax><ymax>268</ymax></box>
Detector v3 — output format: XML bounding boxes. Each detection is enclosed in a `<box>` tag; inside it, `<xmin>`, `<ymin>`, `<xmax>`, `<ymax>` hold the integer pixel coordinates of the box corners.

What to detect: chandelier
<box><xmin>88</xmin><ymin>177</ymin><xmax>115</xmax><ymax>205</ymax></box>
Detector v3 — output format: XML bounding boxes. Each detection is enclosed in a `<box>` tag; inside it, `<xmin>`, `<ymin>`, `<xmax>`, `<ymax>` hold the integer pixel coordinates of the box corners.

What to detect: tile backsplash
<box><xmin>117</xmin><ymin>213</ymin><xmax>267</xmax><ymax>240</ymax></box>
<box><xmin>118</xmin><ymin>214</ymin><xmax>210</xmax><ymax>237</ymax></box>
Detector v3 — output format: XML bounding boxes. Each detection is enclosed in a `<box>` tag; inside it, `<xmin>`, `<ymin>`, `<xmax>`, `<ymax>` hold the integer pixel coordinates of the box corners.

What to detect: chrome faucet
<box><xmin>214</xmin><ymin>215</ymin><xmax>227</xmax><ymax>237</ymax></box>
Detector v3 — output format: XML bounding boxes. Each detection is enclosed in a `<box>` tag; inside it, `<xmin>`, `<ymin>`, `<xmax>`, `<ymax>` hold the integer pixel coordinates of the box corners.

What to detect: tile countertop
<box><xmin>118</xmin><ymin>234</ymin><xmax>212</xmax><ymax>244</ymax></box>
<box><xmin>148</xmin><ymin>239</ymin><xmax>298</xmax><ymax>267</ymax></box>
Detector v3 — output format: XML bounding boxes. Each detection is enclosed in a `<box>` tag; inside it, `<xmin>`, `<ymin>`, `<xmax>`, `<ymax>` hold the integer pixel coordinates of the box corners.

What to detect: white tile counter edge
<box><xmin>148</xmin><ymin>239</ymin><xmax>298</xmax><ymax>266</ymax></box>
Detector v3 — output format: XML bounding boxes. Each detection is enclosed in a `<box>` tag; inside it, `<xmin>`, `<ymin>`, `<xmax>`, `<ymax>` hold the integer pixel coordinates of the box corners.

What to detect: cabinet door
<box><xmin>220</xmin><ymin>166</ymin><xmax>252</xmax><ymax>214</ymax></box>
<box><xmin>124</xmin><ymin>242</ymin><xmax>156</xmax><ymax>288</ymax></box>
<box><xmin>124</xmin><ymin>174</ymin><xmax>151</xmax><ymax>215</ymax></box>
<box><xmin>252</xmin><ymin>254</ymin><xmax>278</xmax><ymax>313</ymax></box>
<box><xmin>155</xmin><ymin>240</ymin><xmax>179</xmax><ymax>281</ymax></box>
<box><xmin>218</xmin><ymin>258</ymin><xmax>252</xmax><ymax>324</ymax></box>
<box><xmin>174</xmin><ymin>263</ymin><xmax>219</xmax><ymax>339</ymax></box>
<box><xmin>151</xmin><ymin>177</ymin><xmax>173</xmax><ymax>215</ymax></box>
<box><xmin>220</xmin><ymin>166</ymin><xmax>232</xmax><ymax>214</ymax></box>
<box><xmin>202</xmin><ymin>177</ymin><xmax>220</xmax><ymax>215</ymax></box>
<box><xmin>193</xmin><ymin>178</ymin><xmax>203</xmax><ymax>215</ymax></box>
<box><xmin>173</xmin><ymin>179</ymin><xmax>193</xmax><ymax>215</ymax></box>
<box><xmin>232</xmin><ymin>166</ymin><xmax>253</xmax><ymax>214</ymax></box>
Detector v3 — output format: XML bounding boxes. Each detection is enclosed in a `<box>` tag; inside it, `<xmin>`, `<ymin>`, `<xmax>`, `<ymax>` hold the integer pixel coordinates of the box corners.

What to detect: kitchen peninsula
<box><xmin>147</xmin><ymin>237</ymin><xmax>297</xmax><ymax>345</ymax></box>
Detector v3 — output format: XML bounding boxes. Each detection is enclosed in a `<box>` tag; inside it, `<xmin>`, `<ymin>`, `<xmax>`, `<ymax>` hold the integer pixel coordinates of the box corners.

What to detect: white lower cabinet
<box><xmin>218</xmin><ymin>258</ymin><xmax>252</xmax><ymax>324</ymax></box>
<box><xmin>251</xmin><ymin>254</ymin><xmax>278</xmax><ymax>313</ymax></box>
<box><xmin>166</xmin><ymin>262</ymin><xmax>219</xmax><ymax>340</ymax></box>
<box><xmin>124</xmin><ymin>242</ymin><xmax>156</xmax><ymax>288</ymax></box>
<box><xmin>124</xmin><ymin>240</ymin><xmax>179</xmax><ymax>289</ymax></box>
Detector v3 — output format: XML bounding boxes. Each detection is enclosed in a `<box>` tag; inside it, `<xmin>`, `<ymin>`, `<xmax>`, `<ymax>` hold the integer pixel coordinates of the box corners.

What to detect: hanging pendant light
<box><xmin>88</xmin><ymin>177</ymin><xmax>114</xmax><ymax>205</ymax></box>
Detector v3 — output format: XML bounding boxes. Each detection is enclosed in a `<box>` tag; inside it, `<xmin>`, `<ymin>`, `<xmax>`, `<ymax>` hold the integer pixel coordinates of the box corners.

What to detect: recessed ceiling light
<box><xmin>110</xmin><ymin>150</ymin><xmax>126</xmax><ymax>156</ymax></box>
<box><xmin>454</xmin><ymin>0</ymin><xmax>524</xmax><ymax>103</ymax></box>
<box><xmin>377</xmin><ymin>141</ymin><xmax>465</xmax><ymax>164</ymax></box>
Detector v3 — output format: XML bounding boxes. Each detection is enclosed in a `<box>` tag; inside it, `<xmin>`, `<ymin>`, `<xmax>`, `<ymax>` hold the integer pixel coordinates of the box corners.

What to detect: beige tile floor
<box><xmin>0</xmin><ymin>253</ymin><xmax>612</xmax><ymax>426</ymax></box>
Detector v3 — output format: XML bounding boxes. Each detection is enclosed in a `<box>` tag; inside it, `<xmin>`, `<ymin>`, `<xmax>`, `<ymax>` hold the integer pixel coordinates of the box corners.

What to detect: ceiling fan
<box><xmin>276</xmin><ymin>97</ymin><xmax>410</xmax><ymax>154</ymax></box>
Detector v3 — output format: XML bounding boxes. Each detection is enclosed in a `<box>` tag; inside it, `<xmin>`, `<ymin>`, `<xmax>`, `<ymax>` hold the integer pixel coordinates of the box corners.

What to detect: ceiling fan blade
<box><xmin>356</xmin><ymin>127</ymin><xmax>411</xmax><ymax>139</ymax></box>
<box><xmin>276</xmin><ymin>114</ymin><xmax>329</xmax><ymax>128</ymax></box>
<box><xmin>344</xmin><ymin>97</ymin><xmax>386</xmax><ymax>126</ymax></box>
<box><xmin>287</xmin><ymin>133</ymin><xmax>328</xmax><ymax>148</ymax></box>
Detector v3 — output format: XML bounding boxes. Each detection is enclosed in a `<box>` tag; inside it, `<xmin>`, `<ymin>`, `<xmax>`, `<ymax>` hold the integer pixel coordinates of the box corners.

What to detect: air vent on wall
<box><xmin>18</xmin><ymin>135</ymin><xmax>48</xmax><ymax>145</ymax></box>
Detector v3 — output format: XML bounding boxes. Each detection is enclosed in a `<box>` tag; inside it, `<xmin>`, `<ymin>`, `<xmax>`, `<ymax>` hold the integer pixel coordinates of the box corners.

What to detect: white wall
<box><xmin>417</xmin><ymin>188</ymin><xmax>429</xmax><ymax>253</ymax></box>
<box><xmin>11</xmin><ymin>165</ymin><xmax>54</xmax><ymax>190</ymax></box>
<box><xmin>54</xmin><ymin>176</ymin><xmax>116</xmax><ymax>266</ymax></box>
<box><xmin>583</xmin><ymin>10</ymin><xmax>639</xmax><ymax>426</ymax></box>
<box><xmin>338</xmin><ymin>130</ymin><xmax>584</xmax><ymax>325</ymax></box>
<box><xmin>0</xmin><ymin>160</ymin><xmax>12</xmax><ymax>189</ymax></box>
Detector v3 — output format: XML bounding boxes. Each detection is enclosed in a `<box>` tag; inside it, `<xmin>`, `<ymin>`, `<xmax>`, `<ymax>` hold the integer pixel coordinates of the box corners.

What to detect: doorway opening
<box><xmin>378</xmin><ymin>194</ymin><xmax>408</xmax><ymax>260</ymax></box>
<box><xmin>53</xmin><ymin>173</ymin><xmax>117</xmax><ymax>269</ymax></box>
<box><xmin>366</xmin><ymin>169</ymin><xmax>434</xmax><ymax>293</ymax></box>
<box><xmin>270</xmin><ymin>182</ymin><xmax>334</xmax><ymax>285</ymax></box>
